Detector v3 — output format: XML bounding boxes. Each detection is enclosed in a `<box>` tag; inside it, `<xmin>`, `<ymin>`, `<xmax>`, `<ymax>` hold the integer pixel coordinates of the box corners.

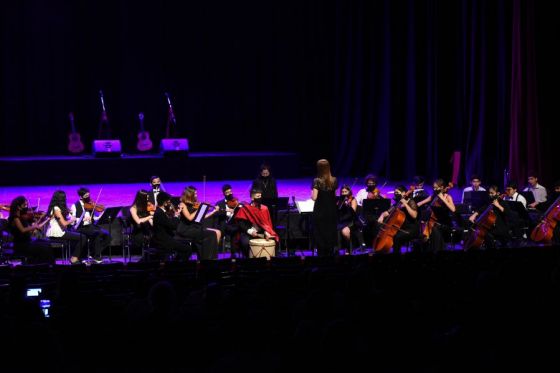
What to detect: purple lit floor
<box><xmin>1</xmin><ymin>178</ymin><xmax>464</xmax><ymax>210</ymax></box>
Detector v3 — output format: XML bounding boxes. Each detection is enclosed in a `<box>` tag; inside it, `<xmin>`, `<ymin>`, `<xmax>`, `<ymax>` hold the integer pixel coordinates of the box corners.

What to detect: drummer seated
<box><xmin>234</xmin><ymin>189</ymin><xmax>279</xmax><ymax>257</ymax></box>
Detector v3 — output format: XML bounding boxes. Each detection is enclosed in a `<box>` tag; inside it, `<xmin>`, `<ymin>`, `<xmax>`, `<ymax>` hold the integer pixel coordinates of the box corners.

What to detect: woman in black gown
<box><xmin>311</xmin><ymin>159</ymin><xmax>338</xmax><ymax>256</ymax></box>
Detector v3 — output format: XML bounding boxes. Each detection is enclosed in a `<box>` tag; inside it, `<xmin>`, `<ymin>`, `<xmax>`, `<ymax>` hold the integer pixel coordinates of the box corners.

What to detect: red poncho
<box><xmin>234</xmin><ymin>204</ymin><xmax>279</xmax><ymax>242</ymax></box>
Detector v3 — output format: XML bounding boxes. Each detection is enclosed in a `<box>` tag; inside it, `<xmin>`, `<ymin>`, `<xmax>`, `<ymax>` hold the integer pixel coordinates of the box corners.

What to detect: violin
<box><xmin>84</xmin><ymin>202</ymin><xmax>105</xmax><ymax>212</ymax></box>
<box><xmin>367</xmin><ymin>188</ymin><xmax>381</xmax><ymax>200</ymax></box>
<box><xmin>337</xmin><ymin>195</ymin><xmax>355</xmax><ymax>209</ymax></box>
<box><xmin>226</xmin><ymin>196</ymin><xmax>241</xmax><ymax>209</ymax></box>
<box><xmin>21</xmin><ymin>207</ymin><xmax>46</xmax><ymax>222</ymax></box>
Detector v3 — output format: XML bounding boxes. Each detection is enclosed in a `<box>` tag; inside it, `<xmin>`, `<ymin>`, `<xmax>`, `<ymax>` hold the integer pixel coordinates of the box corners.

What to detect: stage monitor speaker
<box><xmin>92</xmin><ymin>140</ymin><xmax>122</xmax><ymax>157</ymax></box>
<box><xmin>160</xmin><ymin>138</ymin><xmax>189</xmax><ymax>156</ymax></box>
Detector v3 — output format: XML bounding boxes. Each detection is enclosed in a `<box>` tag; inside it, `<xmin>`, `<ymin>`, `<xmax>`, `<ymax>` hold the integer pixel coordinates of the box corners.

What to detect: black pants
<box><xmin>176</xmin><ymin>224</ymin><xmax>218</xmax><ymax>260</ymax></box>
<box><xmin>50</xmin><ymin>231</ymin><xmax>88</xmax><ymax>259</ymax></box>
<box><xmin>77</xmin><ymin>224</ymin><xmax>110</xmax><ymax>258</ymax></box>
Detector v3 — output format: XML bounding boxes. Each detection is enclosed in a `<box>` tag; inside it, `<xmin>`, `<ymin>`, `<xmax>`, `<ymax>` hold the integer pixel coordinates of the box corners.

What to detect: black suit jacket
<box><xmin>152</xmin><ymin>208</ymin><xmax>179</xmax><ymax>248</ymax></box>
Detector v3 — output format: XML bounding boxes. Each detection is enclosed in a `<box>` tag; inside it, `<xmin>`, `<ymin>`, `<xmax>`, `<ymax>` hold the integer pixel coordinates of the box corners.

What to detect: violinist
<box><xmin>151</xmin><ymin>191</ymin><xmax>192</xmax><ymax>260</ymax></box>
<box><xmin>8</xmin><ymin>196</ymin><xmax>54</xmax><ymax>264</ymax></box>
<box><xmin>129</xmin><ymin>190</ymin><xmax>154</xmax><ymax>255</ymax></box>
<box><xmin>70</xmin><ymin>187</ymin><xmax>110</xmax><ymax>264</ymax></box>
<box><xmin>376</xmin><ymin>185</ymin><xmax>420</xmax><ymax>254</ymax></box>
<box><xmin>45</xmin><ymin>190</ymin><xmax>87</xmax><ymax>264</ymax></box>
<box><xmin>467</xmin><ymin>185</ymin><xmax>511</xmax><ymax>248</ymax></box>
<box><xmin>215</xmin><ymin>184</ymin><xmax>242</xmax><ymax>255</ymax></box>
<box><xmin>337</xmin><ymin>185</ymin><xmax>365</xmax><ymax>254</ymax></box>
<box><xmin>148</xmin><ymin>175</ymin><xmax>164</xmax><ymax>206</ymax></box>
<box><xmin>176</xmin><ymin>186</ymin><xmax>220</xmax><ymax>260</ymax></box>
<box><xmin>423</xmin><ymin>179</ymin><xmax>456</xmax><ymax>252</ymax></box>
<box><xmin>356</xmin><ymin>174</ymin><xmax>383</xmax><ymax>206</ymax></box>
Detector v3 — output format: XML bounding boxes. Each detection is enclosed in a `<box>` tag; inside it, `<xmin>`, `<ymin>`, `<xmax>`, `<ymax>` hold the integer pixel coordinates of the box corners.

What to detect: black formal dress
<box><xmin>312</xmin><ymin>177</ymin><xmax>338</xmax><ymax>256</ymax></box>
<box><xmin>176</xmin><ymin>204</ymin><xmax>218</xmax><ymax>260</ymax></box>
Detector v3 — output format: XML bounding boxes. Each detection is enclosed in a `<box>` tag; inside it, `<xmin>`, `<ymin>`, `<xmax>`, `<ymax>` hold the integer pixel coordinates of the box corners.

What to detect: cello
<box><xmin>421</xmin><ymin>182</ymin><xmax>453</xmax><ymax>241</ymax></box>
<box><xmin>463</xmin><ymin>200</ymin><xmax>497</xmax><ymax>250</ymax></box>
<box><xmin>530</xmin><ymin>195</ymin><xmax>560</xmax><ymax>243</ymax></box>
<box><xmin>372</xmin><ymin>190</ymin><xmax>412</xmax><ymax>253</ymax></box>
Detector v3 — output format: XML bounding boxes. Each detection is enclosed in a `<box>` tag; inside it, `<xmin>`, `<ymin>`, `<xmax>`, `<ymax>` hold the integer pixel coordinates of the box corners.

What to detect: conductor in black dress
<box><xmin>311</xmin><ymin>159</ymin><xmax>338</xmax><ymax>256</ymax></box>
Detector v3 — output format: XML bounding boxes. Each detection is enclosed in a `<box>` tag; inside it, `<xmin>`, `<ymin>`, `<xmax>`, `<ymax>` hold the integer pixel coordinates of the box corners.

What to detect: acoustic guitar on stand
<box><xmin>136</xmin><ymin>112</ymin><xmax>153</xmax><ymax>151</ymax></box>
<box><xmin>67</xmin><ymin>112</ymin><xmax>84</xmax><ymax>153</ymax></box>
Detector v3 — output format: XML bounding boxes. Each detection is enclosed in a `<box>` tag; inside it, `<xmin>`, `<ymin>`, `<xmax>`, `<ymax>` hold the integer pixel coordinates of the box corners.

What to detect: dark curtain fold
<box><xmin>1</xmin><ymin>0</ymin><xmax>555</xmax><ymax>185</ymax></box>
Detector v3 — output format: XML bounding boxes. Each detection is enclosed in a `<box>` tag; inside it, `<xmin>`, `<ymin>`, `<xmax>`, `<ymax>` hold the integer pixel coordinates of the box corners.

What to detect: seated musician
<box><xmin>461</xmin><ymin>174</ymin><xmax>486</xmax><ymax>203</ymax></box>
<box><xmin>337</xmin><ymin>185</ymin><xmax>365</xmax><ymax>254</ymax></box>
<box><xmin>215</xmin><ymin>184</ymin><xmax>242</xmax><ymax>255</ymax></box>
<box><xmin>45</xmin><ymin>190</ymin><xmax>87</xmax><ymax>264</ymax></box>
<box><xmin>424</xmin><ymin>179</ymin><xmax>456</xmax><ymax>252</ymax></box>
<box><xmin>504</xmin><ymin>181</ymin><xmax>528</xmax><ymax>238</ymax></box>
<box><xmin>70</xmin><ymin>188</ymin><xmax>110</xmax><ymax>264</ymax></box>
<box><xmin>234</xmin><ymin>188</ymin><xmax>279</xmax><ymax>257</ymax></box>
<box><xmin>467</xmin><ymin>185</ymin><xmax>511</xmax><ymax>248</ymax></box>
<box><xmin>176</xmin><ymin>186</ymin><xmax>220</xmax><ymax>260</ymax></box>
<box><xmin>129</xmin><ymin>190</ymin><xmax>154</xmax><ymax>255</ymax></box>
<box><xmin>411</xmin><ymin>176</ymin><xmax>431</xmax><ymax>221</ymax></box>
<box><xmin>151</xmin><ymin>191</ymin><xmax>192</xmax><ymax>260</ymax></box>
<box><xmin>148</xmin><ymin>175</ymin><xmax>163</xmax><ymax>206</ymax></box>
<box><xmin>8</xmin><ymin>196</ymin><xmax>54</xmax><ymax>264</ymax></box>
<box><xmin>523</xmin><ymin>173</ymin><xmax>547</xmax><ymax>210</ymax></box>
<box><xmin>377</xmin><ymin>185</ymin><xmax>420</xmax><ymax>254</ymax></box>
<box><xmin>356</xmin><ymin>174</ymin><xmax>384</xmax><ymax>206</ymax></box>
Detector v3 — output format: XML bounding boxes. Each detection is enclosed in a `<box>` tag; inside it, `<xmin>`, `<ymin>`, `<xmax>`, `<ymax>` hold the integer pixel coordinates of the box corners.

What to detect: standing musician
<box><xmin>356</xmin><ymin>174</ymin><xmax>384</xmax><ymax>206</ymax></box>
<box><xmin>151</xmin><ymin>191</ymin><xmax>192</xmax><ymax>260</ymax></box>
<box><xmin>337</xmin><ymin>185</ymin><xmax>364</xmax><ymax>254</ymax></box>
<box><xmin>8</xmin><ymin>196</ymin><xmax>53</xmax><ymax>264</ymax></box>
<box><xmin>176</xmin><ymin>186</ymin><xmax>220</xmax><ymax>260</ymax></box>
<box><xmin>70</xmin><ymin>187</ymin><xmax>110</xmax><ymax>264</ymax></box>
<box><xmin>376</xmin><ymin>185</ymin><xmax>420</xmax><ymax>254</ymax></box>
<box><xmin>423</xmin><ymin>179</ymin><xmax>456</xmax><ymax>252</ymax></box>
<box><xmin>234</xmin><ymin>188</ymin><xmax>279</xmax><ymax>257</ymax></box>
<box><xmin>129</xmin><ymin>190</ymin><xmax>154</xmax><ymax>255</ymax></box>
<box><xmin>45</xmin><ymin>190</ymin><xmax>87</xmax><ymax>264</ymax></box>
<box><xmin>466</xmin><ymin>185</ymin><xmax>511</xmax><ymax>249</ymax></box>
<box><xmin>252</xmin><ymin>163</ymin><xmax>278</xmax><ymax>200</ymax></box>
<box><xmin>148</xmin><ymin>176</ymin><xmax>164</xmax><ymax>206</ymax></box>
<box><xmin>215</xmin><ymin>184</ymin><xmax>243</xmax><ymax>255</ymax></box>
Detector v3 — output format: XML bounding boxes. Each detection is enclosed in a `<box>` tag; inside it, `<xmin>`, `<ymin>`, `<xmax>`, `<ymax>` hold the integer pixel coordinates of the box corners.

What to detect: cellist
<box><xmin>376</xmin><ymin>185</ymin><xmax>420</xmax><ymax>254</ymax></box>
<box><xmin>423</xmin><ymin>179</ymin><xmax>456</xmax><ymax>252</ymax></box>
<box><xmin>466</xmin><ymin>185</ymin><xmax>511</xmax><ymax>249</ymax></box>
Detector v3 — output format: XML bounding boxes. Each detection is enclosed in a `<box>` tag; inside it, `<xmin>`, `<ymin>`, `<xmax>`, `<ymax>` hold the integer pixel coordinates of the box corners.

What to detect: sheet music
<box><xmin>295</xmin><ymin>199</ymin><xmax>315</xmax><ymax>213</ymax></box>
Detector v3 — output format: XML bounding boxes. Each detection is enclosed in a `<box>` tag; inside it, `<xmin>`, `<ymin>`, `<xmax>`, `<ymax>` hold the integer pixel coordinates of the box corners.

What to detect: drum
<box><xmin>249</xmin><ymin>238</ymin><xmax>276</xmax><ymax>260</ymax></box>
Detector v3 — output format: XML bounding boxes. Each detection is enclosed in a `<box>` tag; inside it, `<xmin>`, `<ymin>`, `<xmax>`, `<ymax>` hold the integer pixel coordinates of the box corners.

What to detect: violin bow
<box><xmin>91</xmin><ymin>187</ymin><xmax>103</xmax><ymax>214</ymax></box>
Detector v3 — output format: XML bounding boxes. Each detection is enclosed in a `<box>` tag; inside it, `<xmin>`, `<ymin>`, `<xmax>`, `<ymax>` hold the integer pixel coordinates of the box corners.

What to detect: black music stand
<box><xmin>262</xmin><ymin>197</ymin><xmax>290</xmax><ymax>256</ymax></box>
<box><xmin>463</xmin><ymin>191</ymin><xmax>490</xmax><ymax>211</ymax></box>
<box><xmin>520</xmin><ymin>191</ymin><xmax>536</xmax><ymax>206</ymax></box>
<box><xmin>96</xmin><ymin>206</ymin><xmax>123</xmax><ymax>262</ymax></box>
<box><xmin>361</xmin><ymin>199</ymin><xmax>391</xmax><ymax>218</ymax></box>
<box><xmin>295</xmin><ymin>199</ymin><xmax>315</xmax><ymax>255</ymax></box>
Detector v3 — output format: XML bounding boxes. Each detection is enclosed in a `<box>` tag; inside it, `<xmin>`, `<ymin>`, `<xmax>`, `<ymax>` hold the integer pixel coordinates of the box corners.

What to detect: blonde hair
<box><xmin>316</xmin><ymin>159</ymin><xmax>336</xmax><ymax>190</ymax></box>
<box><xmin>180</xmin><ymin>186</ymin><xmax>197</xmax><ymax>205</ymax></box>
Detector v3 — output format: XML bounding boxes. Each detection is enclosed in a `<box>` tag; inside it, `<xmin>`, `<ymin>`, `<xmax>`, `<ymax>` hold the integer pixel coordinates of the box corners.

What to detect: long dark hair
<box><xmin>47</xmin><ymin>190</ymin><xmax>69</xmax><ymax>217</ymax></box>
<box><xmin>8</xmin><ymin>196</ymin><xmax>27</xmax><ymax>222</ymax></box>
<box><xmin>132</xmin><ymin>189</ymin><xmax>149</xmax><ymax>213</ymax></box>
<box><xmin>316</xmin><ymin>159</ymin><xmax>336</xmax><ymax>190</ymax></box>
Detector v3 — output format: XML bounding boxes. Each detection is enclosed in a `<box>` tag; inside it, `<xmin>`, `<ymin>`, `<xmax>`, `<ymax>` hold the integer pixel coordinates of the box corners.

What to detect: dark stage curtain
<box><xmin>1</xmin><ymin>0</ymin><xmax>557</xmax><ymax>185</ymax></box>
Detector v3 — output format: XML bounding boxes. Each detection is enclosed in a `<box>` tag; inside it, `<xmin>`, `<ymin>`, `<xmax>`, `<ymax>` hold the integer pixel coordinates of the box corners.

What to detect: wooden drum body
<box><xmin>249</xmin><ymin>238</ymin><xmax>276</xmax><ymax>260</ymax></box>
